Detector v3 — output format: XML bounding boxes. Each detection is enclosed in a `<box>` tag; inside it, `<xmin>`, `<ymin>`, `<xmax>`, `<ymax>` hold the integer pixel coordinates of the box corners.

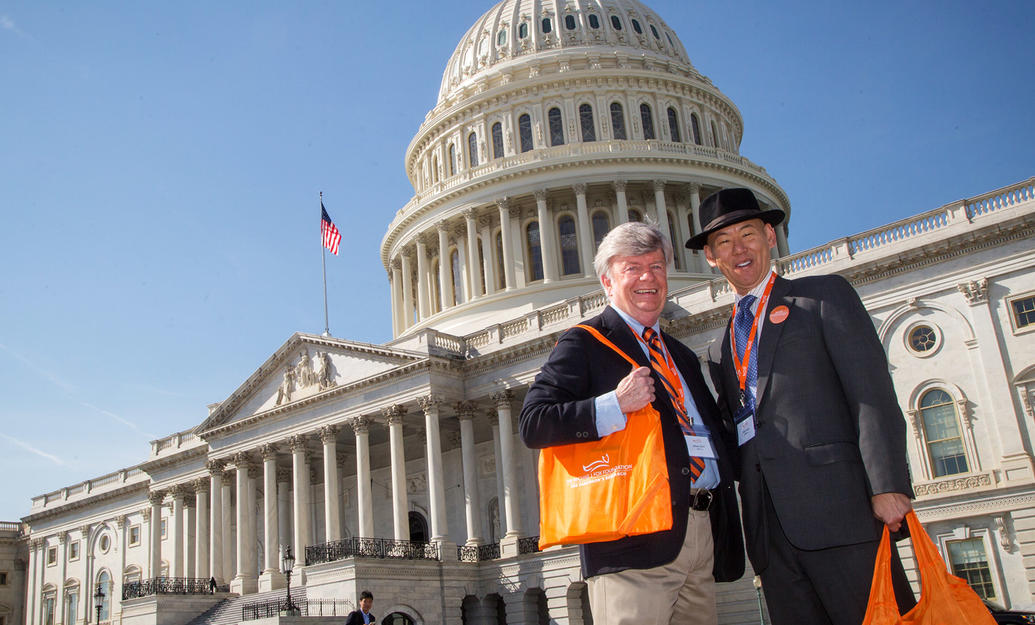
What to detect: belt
<box><xmin>689</xmin><ymin>488</ymin><xmax>713</xmax><ymax>511</ymax></box>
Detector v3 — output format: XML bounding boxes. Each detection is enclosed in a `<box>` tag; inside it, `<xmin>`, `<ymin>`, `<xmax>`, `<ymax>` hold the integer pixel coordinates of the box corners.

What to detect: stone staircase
<box><xmin>184</xmin><ymin>587</ymin><xmax>308</xmax><ymax>625</ymax></box>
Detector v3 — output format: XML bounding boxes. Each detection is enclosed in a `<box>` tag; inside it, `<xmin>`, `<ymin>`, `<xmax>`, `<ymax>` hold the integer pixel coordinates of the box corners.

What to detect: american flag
<box><xmin>321</xmin><ymin>203</ymin><xmax>341</xmax><ymax>255</ymax></box>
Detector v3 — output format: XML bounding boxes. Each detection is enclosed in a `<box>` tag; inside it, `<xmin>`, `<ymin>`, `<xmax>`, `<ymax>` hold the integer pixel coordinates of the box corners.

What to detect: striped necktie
<box><xmin>642</xmin><ymin>327</ymin><xmax>705</xmax><ymax>480</ymax></box>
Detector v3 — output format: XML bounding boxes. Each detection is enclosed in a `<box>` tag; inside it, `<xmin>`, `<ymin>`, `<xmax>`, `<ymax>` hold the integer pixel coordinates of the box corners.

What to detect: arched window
<box><xmin>448</xmin><ymin>144</ymin><xmax>456</xmax><ymax>176</ymax></box>
<box><xmin>497</xmin><ymin>29</ymin><xmax>507</xmax><ymax>46</ymax></box>
<box><xmin>41</xmin><ymin>588</ymin><xmax>56</xmax><ymax>625</ymax></box>
<box><xmin>519</xmin><ymin>22</ymin><xmax>528</xmax><ymax>39</ymax></box>
<box><xmin>667</xmin><ymin>210</ymin><xmax>681</xmax><ymax>269</ymax></box>
<box><xmin>631</xmin><ymin>19</ymin><xmax>642</xmax><ymax>34</ymax></box>
<box><xmin>579</xmin><ymin>103</ymin><xmax>595</xmax><ymax>142</ymax></box>
<box><xmin>558</xmin><ymin>215</ymin><xmax>580</xmax><ymax>275</ymax></box>
<box><xmin>541</xmin><ymin>17</ymin><xmax>552</xmax><ymax>34</ymax></box>
<box><xmin>495</xmin><ymin>231</ymin><xmax>506</xmax><ymax>290</ymax></box>
<box><xmin>526</xmin><ymin>221</ymin><xmax>544</xmax><ymax>282</ymax></box>
<box><xmin>710</xmin><ymin>120</ymin><xmax>719</xmax><ymax>147</ymax></box>
<box><xmin>548</xmin><ymin>107</ymin><xmax>564</xmax><ymax>146</ymax></box>
<box><xmin>383</xmin><ymin>614</ymin><xmax>416</xmax><ymax>625</ymax></box>
<box><xmin>518</xmin><ymin>113</ymin><xmax>533</xmax><ymax>152</ymax></box>
<box><xmin>565</xmin><ymin>15</ymin><xmax>576</xmax><ymax>30</ymax></box>
<box><xmin>63</xmin><ymin>585</ymin><xmax>79</xmax><ymax>625</ymax></box>
<box><xmin>450</xmin><ymin>249</ymin><xmax>464</xmax><ymax>305</ymax></box>
<box><xmin>588</xmin><ymin>14</ymin><xmax>600</xmax><ymax>29</ymax></box>
<box><xmin>640</xmin><ymin>103</ymin><xmax>655</xmax><ymax>140</ymax></box>
<box><xmin>477</xmin><ymin>238</ymin><xmax>486</xmax><ymax>295</ymax></box>
<box><xmin>610</xmin><ymin>15</ymin><xmax>623</xmax><ymax>30</ymax></box>
<box><xmin>667</xmin><ymin>107</ymin><xmax>681</xmax><ymax>142</ymax></box>
<box><xmin>650</xmin><ymin>24</ymin><xmax>660</xmax><ymax>39</ymax></box>
<box><xmin>920</xmin><ymin>389</ymin><xmax>968</xmax><ymax>477</ymax></box>
<box><xmin>467</xmin><ymin>132</ymin><xmax>479</xmax><ymax>167</ymax></box>
<box><xmin>629</xmin><ymin>209</ymin><xmax>642</xmax><ymax>222</ymax></box>
<box><xmin>491</xmin><ymin>122</ymin><xmax>504</xmax><ymax>160</ymax></box>
<box><xmin>430</xmin><ymin>259</ymin><xmax>441</xmax><ymax>313</ymax></box>
<box><xmin>691</xmin><ymin>113</ymin><xmax>702</xmax><ymax>145</ymax></box>
<box><xmin>610</xmin><ymin>102</ymin><xmax>627</xmax><ymax>140</ymax></box>
<box><xmin>408</xmin><ymin>511</ymin><xmax>429</xmax><ymax>543</ymax></box>
<box><xmin>431</xmin><ymin>155</ymin><xmax>439</xmax><ymax>183</ymax></box>
<box><xmin>96</xmin><ymin>571</ymin><xmax>112</xmax><ymax>621</ymax></box>
<box><xmin>592</xmin><ymin>212</ymin><xmax>611</xmax><ymax>250</ymax></box>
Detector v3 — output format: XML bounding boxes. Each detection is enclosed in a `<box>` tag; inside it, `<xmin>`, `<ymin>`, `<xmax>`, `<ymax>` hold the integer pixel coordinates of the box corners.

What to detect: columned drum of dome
<box><xmin>382</xmin><ymin>0</ymin><xmax>791</xmax><ymax>338</ymax></box>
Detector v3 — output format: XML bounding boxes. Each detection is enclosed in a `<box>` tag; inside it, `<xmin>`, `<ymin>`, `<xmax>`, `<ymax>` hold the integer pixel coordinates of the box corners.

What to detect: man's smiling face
<box><xmin>601</xmin><ymin>248</ymin><xmax>668</xmax><ymax>327</ymax></box>
<box><xmin>703</xmin><ymin>218</ymin><xmax>777</xmax><ymax>295</ymax></box>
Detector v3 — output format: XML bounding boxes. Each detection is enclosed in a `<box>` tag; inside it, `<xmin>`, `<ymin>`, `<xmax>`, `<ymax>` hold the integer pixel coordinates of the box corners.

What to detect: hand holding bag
<box><xmin>863</xmin><ymin>510</ymin><xmax>996</xmax><ymax>625</ymax></box>
<box><xmin>536</xmin><ymin>324</ymin><xmax>673</xmax><ymax>549</ymax></box>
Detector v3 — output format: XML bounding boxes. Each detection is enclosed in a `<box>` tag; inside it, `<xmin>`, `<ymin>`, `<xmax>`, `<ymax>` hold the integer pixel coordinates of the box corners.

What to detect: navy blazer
<box><xmin>521</xmin><ymin>306</ymin><xmax>744</xmax><ymax>581</ymax></box>
<box><xmin>708</xmin><ymin>274</ymin><xmax>912</xmax><ymax>571</ymax></box>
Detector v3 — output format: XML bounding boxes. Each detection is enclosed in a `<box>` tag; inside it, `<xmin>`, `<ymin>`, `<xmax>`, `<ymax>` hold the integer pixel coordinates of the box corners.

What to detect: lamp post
<box><xmin>93</xmin><ymin>585</ymin><xmax>105</xmax><ymax>624</ymax></box>
<box><xmin>282</xmin><ymin>547</ymin><xmax>298</xmax><ymax>615</ymax></box>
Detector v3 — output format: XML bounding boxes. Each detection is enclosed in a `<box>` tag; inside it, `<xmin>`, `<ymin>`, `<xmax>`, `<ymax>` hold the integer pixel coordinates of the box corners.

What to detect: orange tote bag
<box><xmin>863</xmin><ymin>510</ymin><xmax>996</xmax><ymax>625</ymax></box>
<box><xmin>537</xmin><ymin>324</ymin><xmax>673</xmax><ymax>550</ymax></box>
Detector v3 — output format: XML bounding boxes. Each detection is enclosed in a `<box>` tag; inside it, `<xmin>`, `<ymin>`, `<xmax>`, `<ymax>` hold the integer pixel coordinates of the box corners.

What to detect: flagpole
<box><xmin>321</xmin><ymin>191</ymin><xmax>330</xmax><ymax>337</ymax></box>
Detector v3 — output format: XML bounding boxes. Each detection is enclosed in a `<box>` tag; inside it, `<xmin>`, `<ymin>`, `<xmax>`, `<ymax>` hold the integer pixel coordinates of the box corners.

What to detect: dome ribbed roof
<box><xmin>438</xmin><ymin>0</ymin><xmax>692</xmax><ymax>105</ymax></box>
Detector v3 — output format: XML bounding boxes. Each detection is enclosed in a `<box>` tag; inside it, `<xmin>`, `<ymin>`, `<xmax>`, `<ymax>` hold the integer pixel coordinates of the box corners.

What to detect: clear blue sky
<box><xmin>1</xmin><ymin>1</ymin><xmax>1032</xmax><ymax>521</ymax></box>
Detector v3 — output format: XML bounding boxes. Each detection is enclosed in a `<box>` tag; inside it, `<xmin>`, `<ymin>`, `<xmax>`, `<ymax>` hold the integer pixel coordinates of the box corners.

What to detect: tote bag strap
<box><xmin>573</xmin><ymin>324</ymin><xmax>641</xmax><ymax>369</ymax></box>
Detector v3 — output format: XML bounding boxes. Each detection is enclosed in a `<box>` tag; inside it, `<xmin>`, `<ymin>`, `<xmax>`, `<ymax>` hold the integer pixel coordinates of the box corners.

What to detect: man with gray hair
<box><xmin>520</xmin><ymin>221</ymin><xmax>743</xmax><ymax>625</ymax></box>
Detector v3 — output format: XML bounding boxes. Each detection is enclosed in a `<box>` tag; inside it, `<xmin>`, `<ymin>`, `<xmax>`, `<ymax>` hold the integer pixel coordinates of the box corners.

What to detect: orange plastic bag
<box><xmin>863</xmin><ymin>510</ymin><xmax>996</xmax><ymax>625</ymax></box>
<box><xmin>537</xmin><ymin>324</ymin><xmax>673</xmax><ymax>550</ymax></box>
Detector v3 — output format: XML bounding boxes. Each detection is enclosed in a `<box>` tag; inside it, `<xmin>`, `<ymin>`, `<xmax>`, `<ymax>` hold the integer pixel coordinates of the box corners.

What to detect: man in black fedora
<box><xmin>688</xmin><ymin>188</ymin><xmax>915</xmax><ymax>625</ymax></box>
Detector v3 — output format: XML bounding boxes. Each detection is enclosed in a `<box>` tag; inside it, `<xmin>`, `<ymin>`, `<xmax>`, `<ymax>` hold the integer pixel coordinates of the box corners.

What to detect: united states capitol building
<box><xmin>4</xmin><ymin>1</ymin><xmax>1034</xmax><ymax>625</ymax></box>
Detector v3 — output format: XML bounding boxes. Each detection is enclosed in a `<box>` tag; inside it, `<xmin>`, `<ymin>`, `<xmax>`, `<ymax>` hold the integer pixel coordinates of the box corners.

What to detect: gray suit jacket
<box><xmin>708</xmin><ymin>274</ymin><xmax>912</xmax><ymax>570</ymax></box>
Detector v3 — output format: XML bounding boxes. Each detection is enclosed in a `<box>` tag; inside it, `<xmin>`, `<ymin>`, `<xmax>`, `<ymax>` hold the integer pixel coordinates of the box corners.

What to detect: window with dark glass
<box><xmin>711</xmin><ymin>120</ymin><xmax>719</xmax><ymax>147</ymax></box>
<box><xmin>666</xmin><ymin>32</ymin><xmax>674</xmax><ymax>45</ymax></box>
<box><xmin>527</xmin><ymin>222</ymin><xmax>544</xmax><ymax>281</ymax></box>
<box><xmin>640</xmin><ymin>103</ymin><xmax>655</xmax><ymax>139</ymax></box>
<box><xmin>610</xmin><ymin>102</ymin><xmax>626</xmax><ymax>140</ymax></box>
<box><xmin>519</xmin><ymin>22</ymin><xmax>528</xmax><ymax>39</ymax></box>
<box><xmin>909</xmin><ymin>325</ymin><xmax>937</xmax><ymax>352</ymax></box>
<box><xmin>588</xmin><ymin>14</ymin><xmax>600</xmax><ymax>28</ymax></box>
<box><xmin>559</xmin><ymin>215</ymin><xmax>580</xmax><ymax>275</ymax></box>
<box><xmin>610</xmin><ymin>15</ymin><xmax>622</xmax><ymax>30</ymax></box>
<box><xmin>542</xmin><ymin>18</ymin><xmax>552</xmax><ymax>34</ymax></box>
<box><xmin>691</xmin><ymin>113</ymin><xmax>702</xmax><ymax>145</ymax></box>
<box><xmin>432</xmin><ymin>155</ymin><xmax>439</xmax><ymax>183</ymax></box>
<box><xmin>495</xmin><ymin>231</ymin><xmax>505</xmax><ymax>289</ymax></box>
<box><xmin>1012</xmin><ymin>295</ymin><xmax>1035</xmax><ymax>329</ymax></box>
<box><xmin>450</xmin><ymin>250</ymin><xmax>464</xmax><ymax>305</ymax></box>
<box><xmin>650</xmin><ymin>24</ymin><xmax>660</xmax><ymax>39</ymax></box>
<box><xmin>667</xmin><ymin>211</ymin><xmax>681</xmax><ymax>269</ymax></box>
<box><xmin>96</xmin><ymin>571</ymin><xmax>111</xmax><ymax>621</ymax></box>
<box><xmin>518</xmin><ymin>113</ymin><xmax>533</xmax><ymax>152</ymax></box>
<box><xmin>667</xmin><ymin>107</ymin><xmax>681</xmax><ymax>142</ymax></box>
<box><xmin>565</xmin><ymin>15</ymin><xmax>576</xmax><ymax>30</ymax></box>
<box><xmin>497</xmin><ymin>29</ymin><xmax>507</xmax><ymax>46</ymax></box>
<box><xmin>548</xmin><ymin>107</ymin><xmax>564</xmax><ymax>146</ymax></box>
<box><xmin>467</xmin><ymin>132</ymin><xmax>478</xmax><ymax>167</ymax></box>
<box><xmin>491</xmin><ymin>122</ymin><xmax>504</xmax><ymax>159</ymax></box>
<box><xmin>579</xmin><ymin>103</ymin><xmax>595</xmax><ymax>142</ymax></box>
<box><xmin>631</xmin><ymin>19</ymin><xmax>642</xmax><ymax>34</ymax></box>
<box><xmin>592</xmin><ymin>212</ymin><xmax>611</xmax><ymax>249</ymax></box>
<box><xmin>477</xmin><ymin>239</ymin><xmax>486</xmax><ymax>295</ymax></box>
<box><xmin>629</xmin><ymin>209</ymin><xmax>642</xmax><ymax>222</ymax></box>
<box><xmin>920</xmin><ymin>389</ymin><xmax>968</xmax><ymax>477</ymax></box>
<box><xmin>948</xmin><ymin>539</ymin><xmax>995</xmax><ymax>600</ymax></box>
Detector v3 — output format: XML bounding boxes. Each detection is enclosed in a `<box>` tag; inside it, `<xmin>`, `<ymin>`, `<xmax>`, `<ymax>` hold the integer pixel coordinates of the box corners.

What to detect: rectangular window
<box><xmin>129</xmin><ymin>525</ymin><xmax>141</xmax><ymax>546</ymax></box>
<box><xmin>1010</xmin><ymin>294</ymin><xmax>1035</xmax><ymax>331</ymax></box>
<box><xmin>47</xmin><ymin>546</ymin><xmax>57</xmax><ymax>566</ymax></box>
<box><xmin>161</xmin><ymin>519</ymin><xmax>167</xmax><ymax>539</ymax></box>
<box><xmin>42</xmin><ymin>596</ymin><xmax>56</xmax><ymax>625</ymax></box>
<box><xmin>0</xmin><ymin>571</ymin><xmax>7</xmax><ymax>585</ymax></box>
<box><xmin>68</xmin><ymin>541</ymin><xmax>80</xmax><ymax>561</ymax></box>
<box><xmin>948</xmin><ymin>538</ymin><xmax>995</xmax><ymax>600</ymax></box>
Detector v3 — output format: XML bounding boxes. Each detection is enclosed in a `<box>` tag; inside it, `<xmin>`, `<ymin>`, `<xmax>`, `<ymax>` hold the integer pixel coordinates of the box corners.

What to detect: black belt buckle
<box><xmin>690</xmin><ymin>489</ymin><xmax>713</xmax><ymax>511</ymax></box>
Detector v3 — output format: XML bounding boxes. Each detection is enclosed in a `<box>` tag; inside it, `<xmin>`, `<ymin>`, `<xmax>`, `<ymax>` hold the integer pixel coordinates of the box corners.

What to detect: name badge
<box><xmin>733</xmin><ymin>402</ymin><xmax>756</xmax><ymax>446</ymax></box>
<box><xmin>685</xmin><ymin>434</ymin><xmax>717</xmax><ymax>459</ymax></box>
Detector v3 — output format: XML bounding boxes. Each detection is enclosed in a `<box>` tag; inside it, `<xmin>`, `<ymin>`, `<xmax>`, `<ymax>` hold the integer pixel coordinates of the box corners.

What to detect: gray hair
<box><xmin>593</xmin><ymin>220</ymin><xmax>673</xmax><ymax>280</ymax></box>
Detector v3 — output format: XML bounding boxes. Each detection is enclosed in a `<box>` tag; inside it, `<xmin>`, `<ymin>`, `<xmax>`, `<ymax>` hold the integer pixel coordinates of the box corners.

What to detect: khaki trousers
<box><xmin>587</xmin><ymin>508</ymin><xmax>716</xmax><ymax>625</ymax></box>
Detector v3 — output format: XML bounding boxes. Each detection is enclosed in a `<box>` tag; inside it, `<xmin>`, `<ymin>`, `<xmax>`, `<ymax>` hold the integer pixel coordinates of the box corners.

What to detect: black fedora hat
<box><xmin>685</xmin><ymin>188</ymin><xmax>784</xmax><ymax>250</ymax></box>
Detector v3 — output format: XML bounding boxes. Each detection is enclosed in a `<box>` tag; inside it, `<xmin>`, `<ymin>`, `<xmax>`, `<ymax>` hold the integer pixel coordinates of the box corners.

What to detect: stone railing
<box><xmin>306</xmin><ymin>537</ymin><xmax>438</xmax><ymax>565</ymax></box>
<box><xmin>150</xmin><ymin>430</ymin><xmax>199</xmax><ymax>457</ymax></box>
<box><xmin>33</xmin><ymin>468</ymin><xmax>146</xmax><ymax>509</ymax></box>
<box><xmin>0</xmin><ymin>521</ymin><xmax>22</xmax><ymax>534</ymax></box>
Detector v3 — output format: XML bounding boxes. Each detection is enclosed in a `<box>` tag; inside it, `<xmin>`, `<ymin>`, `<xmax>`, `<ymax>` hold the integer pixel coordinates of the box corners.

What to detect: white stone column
<box><xmin>351</xmin><ymin>416</ymin><xmax>375</xmax><ymax>538</ymax></box>
<box><xmin>457</xmin><ymin>402</ymin><xmax>484</xmax><ymax>546</ymax></box>
<box><xmin>497</xmin><ymin>199</ymin><xmax>516</xmax><ymax>290</ymax></box>
<box><xmin>258</xmin><ymin>444</ymin><xmax>285</xmax><ymax>591</ymax></box>
<box><xmin>418</xmin><ymin>396</ymin><xmax>449</xmax><ymax>542</ymax></box>
<box><xmin>289</xmin><ymin>435</ymin><xmax>312</xmax><ymax>566</ymax></box>
<box><xmin>464</xmin><ymin>208</ymin><xmax>484</xmax><ymax>298</ymax></box>
<box><xmin>489</xmin><ymin>412</ymin><xmax>507</xmax><ymax>538</ymax></box>
<box><xmin>774</xmin><ymin>217</ymin><xmax>790</xmax><ymax>257</ymax></box>
<box><xmin>147</xmin><ymin>491</ymin><xmax>164</xmax><ymax>578</ymax></box>
<box><xmin>673</xmin><ymin>192</ymin><xmax>692</xmax><ymax>271</ymax></box>
<box><xmin>207</xmin><ymin>461</ymin><xmax>225</xmax><ymax>584</ymax></box>
<box><xmin>688</xmin><ymin>183</ymin><xmax>707</xmax><ymax>273</ymax></box>
<box><xmin>116</xmin><ymin>516</ymin><xmax>128</xmax><ymax>618</ymax></box>
<box><xmin>320</xmin><ymin>426</ymin><xmax>341</xmax><ymax>543</ymax></box>
<box><xmin>57</xmin><ymin>533</ymin><xmax>67</xmax><ymax>625</ymax></box>
<box><xmin>534</xmin><ymin>190</ymin><xmax>559</xmax><ymax>283</ymax></box>
<box><xmin>276</xmin><ymin>467</ymin><xmax>292</xmax><ymax>565</ymax></box>
<box><xmin>220</xmin><ymin>475</ymin><xmax>233</xmax><ymax>581</ymax></box>
<box><xmin>25</xmin><ymin>540</ymin><xmax>38</xmax><ymax>625</ymax></box>
<box><xmin>231</xmin><ymin>453</ymin><xmax>258</xmax><ymax>595</ymax></box>
<box><xmin>384</xmin><ymin>405</ymin><xmax>410</xmax><ymax>540</ymax></box>
<box><xmin>416</xmin><ymin>236</ymin><xmax>430</xmax><ymax>318</ymax></box>
<box><xmin>492</xmin><ymin>390</ymin><xmax>523</xmax><ymax>541</ymax></box>
<box><xmin>194</xmin><ymin>480</ymin><xmax>209</xmax><ymax>580</ymax></box>
<box><xmin>437</xmin><ymin>221</ymin><xmax>454</xmax><ymax>308</ymax></box>
<box><xmin>183</xmin><ymin>496</ymin><xmax>195</xmax><ymax>580</ymax></box>
<box><xmin>573</xmin><ymin>183</ymin><xmax>595</xmax><ymax>277</ymax></box>
<box><xmin>400</xmin><ymin>252</ymin><xmax>415</xmax><ymax>331</ymax></box>
<box><xmin>170</xmin><ymin>490</ymin><xmax>184</xmax><ymax>578</ymax></box>
<box><xmin>614</xmin><ymin>180</ymin><xmax>629</xmax><ymax>224</ymax></box>
<box><xmin>456</xmin><ymin>227</ymin><xmax>470</xmax><ymax>303</ymax></box>
<box><xmin>480</xmin><ymin>217</ymin><xmax>497</xmax><ymax>295</ymax></box>
<box><xmin>652</xmin><ymin>180</ymin><xmax>673</xmax><ymax>269</ymax></box>
<box><xmin>390</xmin><ymin>259</ymin><xmax>403</xmax><ymax>337</ymax></box>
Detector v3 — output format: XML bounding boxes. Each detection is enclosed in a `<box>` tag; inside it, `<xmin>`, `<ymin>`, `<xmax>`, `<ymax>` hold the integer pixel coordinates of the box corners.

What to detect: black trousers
<box><xmin>757</xmin><ymin>481</ymin><xmax>916</xmax><ymax>625</ymax></box>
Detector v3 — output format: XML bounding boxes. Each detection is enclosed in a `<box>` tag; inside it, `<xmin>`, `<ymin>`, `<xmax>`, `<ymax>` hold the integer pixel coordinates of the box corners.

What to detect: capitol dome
<box><xmin>382</xmin><ymin>0</ymin><xmax>790</xmax><ymax>341</ymax></box>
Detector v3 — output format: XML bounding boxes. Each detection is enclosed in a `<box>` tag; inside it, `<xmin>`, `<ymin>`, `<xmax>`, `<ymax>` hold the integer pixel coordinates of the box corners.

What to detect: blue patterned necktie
<box><xmin>734</xmin><ymin>294</ymin><xmax>758</xmax><ymax>404</ymax></box>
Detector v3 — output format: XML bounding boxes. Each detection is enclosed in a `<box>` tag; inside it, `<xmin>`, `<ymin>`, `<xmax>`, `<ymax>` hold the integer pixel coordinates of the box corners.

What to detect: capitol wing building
<box><xmin>6</xmin><ymin>1</ymin><xmax>1035</xmax><ymax>625</ymax></box>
